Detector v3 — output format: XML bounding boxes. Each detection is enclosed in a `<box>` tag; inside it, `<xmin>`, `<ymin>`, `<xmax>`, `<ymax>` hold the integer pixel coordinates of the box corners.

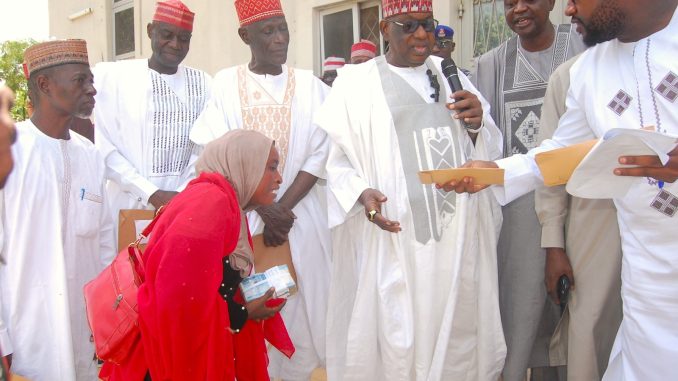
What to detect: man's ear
<box><xmin>35</xmin><ymin>74</ymin><xmax>51</xmax><ymax>98</ymax></box>
<box><xmin>379</xmin><ymin>20</ymin><xmax>390</xmax><ymax>42</ymax></box>
<box><xmin>238</xmin><ymin>27</ymin><xmax>250</xmax><ymax>45</ymax></box>
<box><xmin>147</xmin><ymin>22</ymin><xmax>154</xmax><ymax>40</ymax></box>
<box><xmin>548</xmin><ymin>0</ymin><xmax>556</xmax><ymax>11</ymax></box>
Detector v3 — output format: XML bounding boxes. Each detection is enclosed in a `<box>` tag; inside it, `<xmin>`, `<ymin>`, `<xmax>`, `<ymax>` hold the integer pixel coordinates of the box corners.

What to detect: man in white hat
<box><xmin>0</xmin><ymin>39</ymin><xmax>115</xmax><ymax>381</ymax></box>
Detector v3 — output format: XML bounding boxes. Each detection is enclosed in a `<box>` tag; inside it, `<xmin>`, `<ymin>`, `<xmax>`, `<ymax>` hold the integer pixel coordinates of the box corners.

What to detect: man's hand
<box><xmin>358</xmin><ymin>188</ymin><xmax>401</xmax><ymax>233</ymax></box>
<box><xmin>544</xmin><ymin>247</ymin><xmax>575</xmax><ymax>305</ymax></box>
<box><xmin>245</xmin><ymin>288</ymin><xmax>286</xmax><ymax>320</ymax></box>
<box><xmin>447</xmin><ymin>90</ymin><xmax>483</xmax><ymax>129</ymax></box>
<box><xmin>0</xmin><ymin>85</ymin><xmax>17</xmax><ymax>188</ymax></box>
<box><xmin>437</xmin><ymin>160</ymin><xmax>499</xmax><ymax>194</ymax></box>
<box><xmin>148</xmin><ymin>190</ymin><xmax>178</xmax><ymax>209</ymax></box>
<box><xmin>256</xmin><ymin>203</ymin><xmax>296</xmax><ymax>247</ymax></box>
<box><xmin>614</xmin><ymin>145</ymin><xmax>678</xmax><ymax>183</ymax></box>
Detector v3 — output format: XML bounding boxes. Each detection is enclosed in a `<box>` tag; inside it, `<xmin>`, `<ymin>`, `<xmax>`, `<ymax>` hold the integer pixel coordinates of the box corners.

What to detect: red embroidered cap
<box><xmin>153</xmin><ymin>0</ymin><xmax>195</xmax><ymax>32</ymax></box>
<box><xmin>323</xmin><ymin>56</ymin><xmax>346</xmax><ymax>73</ymax></box>
<box><xmin>351</xmin><ymin>39</ymin><xmax>377</xmax><ymax>60</ymax></box>
<box><xmin>382</xmin><ymin>0</ymin><xmax>433</xmax><ymax>18</ymax></box>
<box><xmin>234</xmin><ymin>0</ymin><xmax>285</xmax><ymax>27</ymax></box>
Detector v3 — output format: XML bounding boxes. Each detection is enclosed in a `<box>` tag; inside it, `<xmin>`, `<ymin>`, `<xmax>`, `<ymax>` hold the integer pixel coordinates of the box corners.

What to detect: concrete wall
<box><xmin>48</xmin><ymin>0</ymin><xmax>569</xmax><ymax>76</ymax></box>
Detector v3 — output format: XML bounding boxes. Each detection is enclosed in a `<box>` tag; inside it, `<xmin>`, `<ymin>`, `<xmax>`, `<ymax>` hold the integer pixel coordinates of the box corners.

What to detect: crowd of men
<box><xmin>0</xmin><ymin>0</ymin><xmax>676</xmax><ymax>380</ymax></box>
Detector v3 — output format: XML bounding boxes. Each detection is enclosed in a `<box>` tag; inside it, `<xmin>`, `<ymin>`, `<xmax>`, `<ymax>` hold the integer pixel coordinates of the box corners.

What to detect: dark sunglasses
<box><xmin>436</xmin><ymin>39</ymin><xmax>452</xmax><ymax>48</ymax></box>
<box><xmin>386</xmin><ymin>18</ymin><xmax>439</xmax><ymax>34</ymax></box>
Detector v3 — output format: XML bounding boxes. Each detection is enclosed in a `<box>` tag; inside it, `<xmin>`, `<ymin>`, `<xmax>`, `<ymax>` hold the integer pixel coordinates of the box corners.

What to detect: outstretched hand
<box><xmin>436</xmin><ymin>160</ymin><xmax>499</xmax><ymax>194</ymax></box>
<box><xmin>614</xmin><ymin>145</ymin><xmax>678</xmax><ymax>183</ymax></box>
<box><xmin>358</xmin><ymin>188</ymin><xmax>401</xmax><ymax>233</ymax></box>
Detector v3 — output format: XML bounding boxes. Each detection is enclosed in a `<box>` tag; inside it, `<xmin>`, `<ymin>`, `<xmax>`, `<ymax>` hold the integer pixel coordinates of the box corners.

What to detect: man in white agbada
<box><xmin>190</xmin><ymin>1</ymin><xmax>331</xmax><ymax>379</ymax></box>
<box><xmin>0</xmin><ymin>40</ymin><xmax>115</xmax><ymax>381</ymax></box>
<box><xmin>449</xmin><ymin>0</ymin><xmax>678</xmax><ymax>379</ymax></box>
<box><xmin>314</xmin><ymin>1</ymin><xmax>506</xmax><ymax>380</ymax></box>
<box><xmin>94</xmin><ymin>0</ymin><xmax>211</xmax><ymax>237</ymax></box>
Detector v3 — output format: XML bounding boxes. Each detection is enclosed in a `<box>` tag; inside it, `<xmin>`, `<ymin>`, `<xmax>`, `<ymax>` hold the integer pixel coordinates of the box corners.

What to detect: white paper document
<box><xmin>567</xmin><ymin>128</ymin><xmax>678</xmax><ymax>199</ymax></box>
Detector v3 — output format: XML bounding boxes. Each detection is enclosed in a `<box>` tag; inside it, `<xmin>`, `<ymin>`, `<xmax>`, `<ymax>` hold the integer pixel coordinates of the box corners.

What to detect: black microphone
<box><xmin>441</xmin><ymin>58</ymin><xmax>471</xmax><ymax>129</ymax></box>
<box><xmin>441</xmin><ymin>58</ymin><xmax>464</xmax><ymax>96</ymax></box>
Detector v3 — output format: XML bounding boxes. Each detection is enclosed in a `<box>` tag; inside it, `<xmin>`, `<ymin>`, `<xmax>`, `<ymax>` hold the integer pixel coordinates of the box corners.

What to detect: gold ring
<box><xmin>368</xmin><ymin>209</ymin><xmax>377</xmax><ymax>221</ymax></box>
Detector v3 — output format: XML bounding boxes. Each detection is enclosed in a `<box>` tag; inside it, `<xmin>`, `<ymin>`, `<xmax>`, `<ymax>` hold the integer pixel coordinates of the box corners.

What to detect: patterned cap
<box><xmin>323</xmin><ymin>56</ymin><xmax>345</xmax><ymax>73</ymax></box>
<box><xmin>435</xmin><ymin>25</ymin><xmax>454</xmax><ymax>40</ymax></box>
<box><xmin>382</xmin><ymin>0</ymin><xmax>433</xmax><ymax>18</ymax></box>
<box><xmin>351</xmin><ymin>39</ymin><xmax>377</xmax><ymax>59</ymax></box>
<box><xmin>234</xmin><ymin>0</ymin><xmax>285</xmax><ymax>27</ymax></box>
<box><xmin>23</xmin><ymin>39</ymin><xmax>89</xmax><ymax>78</ymax></box>
<box><xmin>153</xmin><ymin>0</ymin><xmax>195</xmax><ymax>32</ymax></box>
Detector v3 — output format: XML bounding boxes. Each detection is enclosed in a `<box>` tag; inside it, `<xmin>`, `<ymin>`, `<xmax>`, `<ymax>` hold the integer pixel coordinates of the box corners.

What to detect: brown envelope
<box><xmin>118</xmin><ymin>209</ymin><xmax>156</xmax><ymax>251</ymax></box>
<box><xmin>418</xmin><ymin>168</ymin><xmax>505</xmax><ymax>185</ymax></box>
<box><xmin>535</xmin><ymin>140</ymin><xmax>597</xmax><ymax>186</ymax></box>
<box><xmin>252</xmin><ymin>235</ymin><xmax>298</xmax><ymax>284</ymax></box>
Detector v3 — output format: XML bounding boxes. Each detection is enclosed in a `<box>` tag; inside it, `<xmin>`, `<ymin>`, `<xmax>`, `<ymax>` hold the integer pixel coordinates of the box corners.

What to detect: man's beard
<box><xmin>580</xmin><ymin>0</ymin><xmax>626</xmax><ymax>47</ymax></box>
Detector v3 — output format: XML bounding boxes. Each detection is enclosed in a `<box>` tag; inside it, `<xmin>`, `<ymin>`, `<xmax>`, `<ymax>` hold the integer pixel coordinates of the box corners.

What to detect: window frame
<box><xmin>112</xmin><ymin>0</ymin><xmax>136</xmax><ymax>60</ymax></box>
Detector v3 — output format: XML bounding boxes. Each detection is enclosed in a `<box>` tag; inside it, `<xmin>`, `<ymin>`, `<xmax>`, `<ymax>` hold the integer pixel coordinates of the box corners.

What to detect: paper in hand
<box><xmin>566</xmin><ymin>128</ymin><xmax>678</xmax><ymax>199</ymax></box>
<box><xmin>418</xmin><ymin>168</ymin><xmax>505</xmax><ymax>185</ymax></box>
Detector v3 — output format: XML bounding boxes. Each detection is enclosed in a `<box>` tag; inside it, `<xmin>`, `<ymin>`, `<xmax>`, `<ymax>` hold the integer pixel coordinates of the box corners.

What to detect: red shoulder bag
<box><xmin>83</xmin><ymin>207</ymin><xmax>165</xmax><ymax>364</ymax></box>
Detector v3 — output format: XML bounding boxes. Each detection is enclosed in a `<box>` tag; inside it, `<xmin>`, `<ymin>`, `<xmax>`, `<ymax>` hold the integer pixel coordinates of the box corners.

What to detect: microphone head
<box><xmin>441</xmin><ymin>58</ymin><xmax>456</xmax><ymax>77</ymax></box>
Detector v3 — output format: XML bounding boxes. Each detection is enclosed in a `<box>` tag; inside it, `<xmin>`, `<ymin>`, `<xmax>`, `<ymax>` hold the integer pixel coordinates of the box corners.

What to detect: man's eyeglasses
<box><xmin>436</xmin><ymin>39</ymin><xmax>452</xmax><ymax>48</ymax></box>
<box><xmin>386</xmin><ymin>18</ymin><xmax>439</xmax><ymax>34</ymax></box>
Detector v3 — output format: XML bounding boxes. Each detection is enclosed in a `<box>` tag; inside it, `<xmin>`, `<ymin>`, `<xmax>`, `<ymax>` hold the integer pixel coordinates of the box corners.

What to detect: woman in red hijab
<box><xmin>101</xmin><ymin>130</ymin><xmax>295</xmax><ymax>381</ymax></box>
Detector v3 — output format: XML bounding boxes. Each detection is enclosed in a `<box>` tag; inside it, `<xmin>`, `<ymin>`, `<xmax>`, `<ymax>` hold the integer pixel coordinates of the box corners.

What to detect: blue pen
<box><xmin>80</xmin><ymin>188</ymin><xmax>85</xmax><ymax>200</ymax></box>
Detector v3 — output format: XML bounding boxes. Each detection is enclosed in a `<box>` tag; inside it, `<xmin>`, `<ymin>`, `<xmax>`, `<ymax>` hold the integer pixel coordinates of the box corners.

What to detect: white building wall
<box><xmin>48</xmin><ymin>0</ymin><xmax>570</xmax><ymax>76</ymax></box>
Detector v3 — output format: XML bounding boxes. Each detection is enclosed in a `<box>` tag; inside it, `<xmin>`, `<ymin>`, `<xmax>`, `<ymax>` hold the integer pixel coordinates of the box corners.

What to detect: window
<box><xmin>473</xmin><ymin>0</ymin><xmax>513</xmax><ymax>57</ymax></box>
<box><xmin>113</xmin><ymin>0</ymin><xmax>135</xmax><ymax>60</ymax></box>
<box><xmin>319</xmin><ymin>1</ymin><xmax>383</xmax><ymax>66</ymax></box>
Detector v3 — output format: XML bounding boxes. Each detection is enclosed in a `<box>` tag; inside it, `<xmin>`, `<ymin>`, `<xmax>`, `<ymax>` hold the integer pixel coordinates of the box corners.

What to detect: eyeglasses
<box><xmin>436</xmin><ymin>40</ymin><xmax>452</xmax><ymax>48</ymax></box>
<box><xmin>385</xmin><ymin>18</ymin><xmax>439</xmax><ymax>34</ymax></box>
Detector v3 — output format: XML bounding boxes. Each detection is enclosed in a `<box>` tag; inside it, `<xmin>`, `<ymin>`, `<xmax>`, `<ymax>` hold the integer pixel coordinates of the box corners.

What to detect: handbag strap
<box><xmin>128</xmin><ymin>205</ymin><xmax>168</xmax><ymax>283</ymax></box>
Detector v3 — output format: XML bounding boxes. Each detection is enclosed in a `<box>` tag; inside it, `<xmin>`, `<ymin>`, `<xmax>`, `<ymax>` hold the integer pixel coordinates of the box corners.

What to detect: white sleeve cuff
<box><xmin>491</xmin><ymin>155</ymin><xmax>542</xmax><ymax>206</ymax></box>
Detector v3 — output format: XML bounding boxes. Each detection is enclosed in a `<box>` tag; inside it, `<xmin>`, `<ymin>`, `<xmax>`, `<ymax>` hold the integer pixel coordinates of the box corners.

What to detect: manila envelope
<box><xmin>418</xmin><ymin>168</ymin><xmax>505</xmax><ymax>185</ymax></box>
<box><xmin>252</xmin><ymin>235</ymin><xmax>298</xmax><ymax>284</ymax></box>
<box><xmin>118</xmin><ymin>209</ymin><xmax>156</xmax><ymax>251</ymax></box>
<box><xmin>535</xmin><ymin>140</ymin><xmax>597</xmax><ymax>186</ymax></box>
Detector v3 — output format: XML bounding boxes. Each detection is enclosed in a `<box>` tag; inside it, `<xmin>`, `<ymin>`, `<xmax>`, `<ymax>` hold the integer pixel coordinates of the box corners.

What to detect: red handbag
<box><xmin>83</xmin><ymin>207</ymin><xmax>164</xmax><ymax>364</ymax></box>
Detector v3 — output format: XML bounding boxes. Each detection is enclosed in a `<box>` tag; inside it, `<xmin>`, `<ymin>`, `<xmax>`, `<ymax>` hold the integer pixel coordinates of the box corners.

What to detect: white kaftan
<box><xmin>495</xmin><ymin>7</ymin><xmax>678</xmax><ymax>381</ymax></box>
<box><xmin>191</xmin><ymin>65</ymin><xmax>331</xmax><ymax>380</ymax></box>
<box><xmin>0</xmin><ymin>121</ymin><xmax>115</xmax><ymax>380</ymax></box>
<box><xmin>93</xmin><ymin>59</ymin><xmax>211</xmax><ymax>234</ymax></box>
<box><xmin>315</xmin><ymin>56</ymin><xmax>506</xmax><ymax>381</ymax></box>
